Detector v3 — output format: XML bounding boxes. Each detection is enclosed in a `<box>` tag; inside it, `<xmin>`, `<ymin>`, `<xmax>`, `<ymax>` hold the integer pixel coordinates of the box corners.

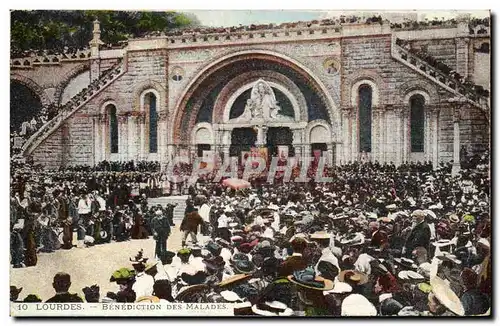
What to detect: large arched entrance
<box><xmin>171</xmin><ymin>51</ymin><xmax>340</xmax><ymax>164</ymax></box>
<box><xmin>10</xmin><ymin>80</ymin><xmax>44</xmax><ymax>133</ymax></box>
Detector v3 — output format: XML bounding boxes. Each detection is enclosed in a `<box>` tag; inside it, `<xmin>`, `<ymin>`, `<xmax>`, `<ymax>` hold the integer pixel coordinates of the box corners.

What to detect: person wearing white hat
<box><xmin>341</xmin><ymin>293</ymin><xmax>377</xmax><ymax>316</ymax></box>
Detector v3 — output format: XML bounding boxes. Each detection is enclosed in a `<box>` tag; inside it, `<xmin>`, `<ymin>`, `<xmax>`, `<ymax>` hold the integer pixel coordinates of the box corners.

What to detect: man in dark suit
<box><xmin>403</xmin><ymin>210</ymin><xmax>431</xmax><ymax>258</ymax></box>
<box><xmin>278</xmin><ymin>237</ymin><xmax>308</xmax><ymax>277</ymax></box>
<box><xmin>46</xmin><ymin>273</ymin><xmax>83</xmax><ymax>303</ymax></box>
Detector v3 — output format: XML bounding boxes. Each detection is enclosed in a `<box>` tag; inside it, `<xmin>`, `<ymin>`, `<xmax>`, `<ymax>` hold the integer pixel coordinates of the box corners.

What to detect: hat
<box><xmin>398</xmin><ymin>270</ymin><xmax>425</xmax><ymax>281</ymax></box>
<box><xmin>176</xmin><ymin>284</ymin><xmax>209</xmax><ymax>302</ymax></box>
<box><xmin>287</xmin><ymin>267</ymin><xmax>334</xmax><ymax>291</ymax></box>
<box><xmin>177</xmin><ymin>248</ymin><xmax>192</xmax><ymax>256</ymax></box>
<box><xmin>10</xmin><ymin>286</ymin><xmax>23</xmax><ymax>296</ymax></box>
<box><xmin>448</xmin><ymin>214</ymin><xmax>460</xmax><ymax>223</ymax></box>
<box><xmin>435</xmin><ymin>252</ymin><xmax>461</xmax><ymax>265</ymax></box>
<box><xmin>432</xmin><ymin>239</ymin><xmax>454</xmax><ymax>248</ymax></box>
<box><xmin>206</xmin><ymin>242</ymin><xmax>222</xmax><ymax>256</ymax></box>
<box><xmin>341</xmin><ymin>294</ymin><xmax>377</xmax><ymax>316</ymax></box>
<box><xmin>417</xmin><ymin>282</ymin><xmax>432</xmax><ymax>294</ymax></box>
<box><xmin>160</xmin><ymin>251</ymin><xmax>176</xmax><ymax>265</ymax></box>
<box><xmin>324</xmin><ymin>281</ymin><xmax>352</xmax><ymax>294</ymax></box>
<box><xmin>130</xmin><ymin>249</ymin><xmax>148</xmax><ymax>265</ymax></box>
<box><xmin>110</xmin><ymin>268</ymin><xmax>136</xmax><ymax>282</ymax></box>
<box><xmin>145</xmin><ymin>261</ymin><xmax>159</xmax><ymax>272</ymax></box>
<box><xmin>477</xmin><ymin>238</ymin><xmax>490</xmax><ymax>249</ymax></box>
<box><xmin>220</xmin><ymin>290</ymin><xmax>243</xmax><ymax>302</ymax></box>
<box><xmin>411</xmin><ymin>210</ymin><xmax>426</xmax><ymax>218</ymax></box>
<box><xmin>218</xmin><ymin>274</ymin><xmax>252</xmax><ymax>287</ymax></box>
<box><xmin>462</xmin><ymin>214</ymin><xmax>475</xmax><ymax>223</ymax></box>
<box><xmin>338</xmin><ymin>270</ymin><xmax>369</xmax><ymax>285</ymax></box>
<box><xmin>251</xmin><ymin>301</ymin><xmax>294</xmax><ymax>316</ymax></box>
<box><xmin>23</xmin><ymin>294</ymin><xmax>42</xmax><ymax>302</ymax></box>
<box><xmin>99</xmin><ymin>230</ymin><xmax>108</xmax><ymax>239</ymax></box>
<box><xmin>203</xmin><ymin>256</ymin><xmax>225</xmax><ymax>271</ymax></box>
<box><xmin>82</xmin><ymin>285</ymin><xmax>99</xmax><ymax>296</ymax></box>
<box><xmin>340</xmin><ymin>233</ymin><xmax>365</xmax><ymax>246</ymax></box>
<box><xmin>386</xmin><ymin>204</ymin><xmax>397</xmax><ymax>210</ymax></box>
<box><xmin>136</xmin><ymin>295</ymin><xmax>160</xmax><ymax>303</ymax></box>
<box><xmin>430</xmin><ymin>276</ymin><xmax>465</xmax><ymax>316</ymax></box>
<box><xmin>393</xmin><ymin>257</ymin><xmax>418</xmax><ymax>270</ymax></box>
<box><xmin>310</xmin><ymin>231</ymin><xmax>331</xmax><ymax>240</ymax></box>
<box><xmin>233</xmin><ymin>260</ymin><xmax>256</xmax><ymax>274</ymax></box>
<box><xmin>155</xmin><ymin>210</ymin><xmax>163</xmax><ymax>216</ymax></box>
<box><xmin>231</xmin><ymin>235</ymin><xmax>244</xmax><ymax>243</ymax></box>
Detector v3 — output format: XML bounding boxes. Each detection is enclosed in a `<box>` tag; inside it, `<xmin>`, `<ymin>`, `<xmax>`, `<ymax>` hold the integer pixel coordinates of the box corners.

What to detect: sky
<box><xmin>183</xmin><ymin>10</ymin><xmax>490</xmax><ymax>27</ymax></box>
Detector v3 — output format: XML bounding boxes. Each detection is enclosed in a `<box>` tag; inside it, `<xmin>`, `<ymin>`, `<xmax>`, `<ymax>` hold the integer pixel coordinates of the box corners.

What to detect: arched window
<box><xmin>107</xmin><ymin>104</ymin><xmax>118</xmax><ymax>153</ymax></box>
<box><xmin>358</xmin><ymin>85</ymin><xmax>372</xmax><ymax>152</ymax></box>
<box><xmin>410</xmin><ymin>94</ymin><xmax>425</xmax><ymax>152</ymax></box>
<box><xmin>143</xmin><ymin>92</ymin><xmax>158</xmax><ymax>153</ymax></box>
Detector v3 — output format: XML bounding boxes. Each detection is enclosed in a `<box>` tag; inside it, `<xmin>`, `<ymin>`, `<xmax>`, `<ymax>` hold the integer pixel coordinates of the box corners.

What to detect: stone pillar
<box><xmin>157</xmin><ymin>110</ymin><xmax>169</xmax><ymax>165</ymax></box>
<box><xmin>394</xmin><ymin>106</ymin><xmax>403</xmax><ymax>166</ymax></box>
<box><xmin>222</xmin><ymin>130</ymin><xmax>231</xmax><ymax>163</ymax></box>
<box><xmin>402</xmin><ymin>109</ymin><xmax>409</xmax><ymax>163</ymax></box>
<box><xmin>452</xmin><ymin>107</ymin><xmax>461</xmax><ymax>175</ymax></box>
<box><xmin>326</xmin><ymin>144</ymin><xmax>334</xmax><ymax>166</ymax></box>
<box><xmin>340</xmin><ymin>108</ymin><xmax>351</xmax><ymax>164</ymax></box>
<box><xmin>92</xmin><ymin>114</ymin><xmax>100</xmax><ymax>166</ymax></box>
<box><xmin>350</xmin><ymin>109</ymin><xmax>357</xmax><ymax>162</ymax></box>
<box><xmin>138</xmin><ymin>114</ymin><xmax>146</xmax><ymax>160</ymax></box>
<box><xmin>372</xmin><ymin>107</ymin><xmax>381</xmax><ymax>163</ymax></box>
<box><xmin>455</xmin><ymin>38</ymin><xmax>470</xmax><ymax>79</ymax></box>
<box><xmin>430</xmin><ymin>106</ymin><xmax>440</xmax><ymax>168</ymax></box>
<box><xmin>100</xmin><ymin>114</ymin><xmax>107</xmax><ymax>162</ymax></box>
<box><xmin>425</xmin><ymin>109</ymin><xmax>432</xmax><ymax>162</ymax></box>
<box><xmin>127</xmin><ymin>114</ymin><xmax>136</xmax><ymax>161</ymax></box>
<box><xmin>118</xmin><ymin>115</ymin><xmax>128</xmax><ymax>162</ymax></box>
<box><xmin>292</xmin><ymin>129</ymin><xmax>303</xmax><ymax>160</ymax></box>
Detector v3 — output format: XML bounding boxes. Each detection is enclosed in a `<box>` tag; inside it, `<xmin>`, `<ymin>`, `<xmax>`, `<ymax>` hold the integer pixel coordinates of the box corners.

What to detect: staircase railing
<box><xmin>391</xmin><ymin>38</ymin><xmax>490</xmax><ymax>119</ymax></box>
<box><xmin>22</xmin><ymin>58</ymin><xmax>126</xmax><ymax>156</ymax></box>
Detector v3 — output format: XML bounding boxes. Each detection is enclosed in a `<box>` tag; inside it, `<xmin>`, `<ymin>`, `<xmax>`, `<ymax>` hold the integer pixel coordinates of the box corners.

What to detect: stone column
<box><xmin>452</xmin><ymin>107</ymin><xmax>461</xmax><ymax>175</ymax></box>
<box><xmin>222</xmin><ymin>129</ymin><xmax>231</xmax><ymax>163</ymax></box>
<box><xmin>430</xmin><ymin>106</ymin><xmax>440</xmax><ymax>168</ymax></box>
<box><xmin>402</xmin><ymin>108</ymin><xmax>409</xmax><ymax>163</ymax></box>
<box><xmin>372</xmin><ymin>107</ymin><xmax>381</xmax><ymax>163</ymax></box>
<box><xmin>350</xmin><ymin>109</ymin><xmax>358</xmax><ymax>162</ymax></box>
<box><xmin>340</xmin><ymin>108</ymin><xmax>351</xmax><ymax>164</ymax></box>
<box><xmin>393</xmin><ymin>106</ymin><xmax>402</xmax><ymax>166</ymax></box>
<box><xmin>92</xmin><ymin>114</ymin><xmax>100</xmax><ymax>166</ymax></box>
<box><xmin>118</xmin><ymin>114</ymin><xmax>128</xmax><ymax>162</ymax></box>
<box><xmin>100</xmin><ymin>113</ymin><xmax>107</xmax><ymax>161</ymax></box>
<box><xmin>292</xmin><ymin>129</ymin><xmax>303</xmax><ymax>160</ymax></box>
<box><xmin>425</xmin><ymin>109</ymin><xmax>432</xmax><ymax>162</ymax></box>
<box><xmin>127</xmin><ymin>114</ymin><xmax>136</xmax><ymax>161</ymax></box>
<box><xmin>137</xmin><ymin>114</ymin><xmax>146</xmax><ymax>160</ymax></box>
<box><xmin>157</xmin><ymin>110</ymin><xmax>169</xmax><ymax>165</ymax></box>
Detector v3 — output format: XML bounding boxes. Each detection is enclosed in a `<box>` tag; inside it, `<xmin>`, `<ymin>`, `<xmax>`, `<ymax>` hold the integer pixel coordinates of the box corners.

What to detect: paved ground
<box><xmin>10</xmin><ymin>217</ymin><xmax>209</xmax><ymax>302</ymax></box>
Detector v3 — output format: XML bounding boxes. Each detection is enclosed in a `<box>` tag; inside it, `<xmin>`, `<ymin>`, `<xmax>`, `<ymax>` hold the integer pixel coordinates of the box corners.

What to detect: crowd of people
<box><xmin>10</xmin><ymin>155</ymin><xmax>491</xmax><ymax>316</ymax></box>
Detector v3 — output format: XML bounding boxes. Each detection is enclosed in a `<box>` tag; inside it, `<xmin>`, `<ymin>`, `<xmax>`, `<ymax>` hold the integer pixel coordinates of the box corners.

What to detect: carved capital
<box><xmin>157</xmin><ymin>110</ymin><xmax>169</xmax><ymax>121</ymax></box>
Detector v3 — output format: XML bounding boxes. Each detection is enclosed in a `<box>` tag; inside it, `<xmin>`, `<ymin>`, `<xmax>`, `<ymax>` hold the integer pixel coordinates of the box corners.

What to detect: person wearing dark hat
<box><xmin>459</xmin><ymin>268</ymin><xmax>490</xmax><ymax>316</ymax></box>
<box><xmin>402</xmin><ymin>210</ymin><xmax>431</xmax><ymax>258</ymax></box>
<box><xmin>151</xmin><ymin>209</ymin><xmax>171</xmax><ymax>260</ymax></box>
<box><xmin>278</xmin><ymin>237</ymin><xmax>308</xmax><ymax>278</ymax></box>
<box><xmin>82</xmin><ymin>285</ymin><xmax>100</xmax><ymax>303</ymax></box>
<box><xmin>46</xmin><ymin>272</ymin><xmax>83</xmax><ymax>302</ymax></box>
<box><xmin>23</xmin><ymin>294</ymin><xmax>43</xmax><ymax>303</ymax></box>
<box><xmin>54</xmin><ymin>189</ymin><xmax>73</xmax><ymax>250</ymax></box>
<box><xmin>130</xmin><ymin>250</ymin><xmax>154</xmax><ymax>298</ymax></box>
<box><xmin>10</xmin><ymin>286</ymin><xmax>22</xmax><ymax>302</ymax></box>
<box><xmin>153</xmin><ymin>279</ymin><xmax>175</xmax><ymax>302</ymax></box>
<box><xmin>288</xmin><ymin>267</ymin><xmax>334</xmax><ymax>316</ymax></box>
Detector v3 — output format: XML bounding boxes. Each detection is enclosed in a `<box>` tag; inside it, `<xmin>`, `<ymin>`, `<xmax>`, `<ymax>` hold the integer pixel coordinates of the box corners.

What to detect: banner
<box><xmin>10</xmin><ymin>302</ymin><xmax>235</xmax><ymax>317</ymax></box>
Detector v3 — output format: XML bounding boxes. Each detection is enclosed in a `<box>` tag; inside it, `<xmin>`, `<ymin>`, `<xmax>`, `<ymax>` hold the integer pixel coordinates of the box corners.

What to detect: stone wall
<box><xmin>31</xmin><ymin>128</ymin><xmax>63</xmax><ymax>169</ymax></box>
<box><xmin>408</xmin><ymin>38</ymin><xmax>457</xmax><ymax>70</ymax></box>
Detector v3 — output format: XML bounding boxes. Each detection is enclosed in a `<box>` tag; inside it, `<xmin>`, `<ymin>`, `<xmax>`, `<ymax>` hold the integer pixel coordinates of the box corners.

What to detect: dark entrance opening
<box><xmin>197</xmin><ymin>144</ymin><xmax>211</xmax><ymax>157</ymax></box>
<box><xmin>230</xmin><ymin>128</ymin><xmax>257</xmax><ymax>159</ymax></box>
<box><xmin>10</xmin><ymin>81</ymin><xmax>43</xmax><ymax>133</ymax></box>
<box><xmin>311</xmin><ymin>143</ymin><xmax>327</xmax><ymax>156</ymax></box>
<box><xmin>266</xmin><ymin>127</ymin><xmax>294</xmax><ymax>160</ymax></box>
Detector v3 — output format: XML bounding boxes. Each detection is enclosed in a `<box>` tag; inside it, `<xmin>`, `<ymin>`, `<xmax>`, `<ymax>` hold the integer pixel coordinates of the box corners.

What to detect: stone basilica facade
<box><xmin>11</xmin><ymin>18</ymin><xmax>490</xmax><ymax>170</ymax></box>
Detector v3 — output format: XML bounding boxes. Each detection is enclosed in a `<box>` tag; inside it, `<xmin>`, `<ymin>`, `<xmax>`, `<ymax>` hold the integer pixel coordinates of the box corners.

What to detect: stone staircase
<box><xmin>148</xmin><ymin>195</ymin><xmax>188</xmax><ymax>221</ymax></box>
<box><xmin>391</xmin><ymin>37</ymin><xmax>490</xmax><ymax>120</ymax></box>
<box><xmin>21</xmin><ymin>58</ymin><xmax>126</xmax><ymax>156</ymax></box>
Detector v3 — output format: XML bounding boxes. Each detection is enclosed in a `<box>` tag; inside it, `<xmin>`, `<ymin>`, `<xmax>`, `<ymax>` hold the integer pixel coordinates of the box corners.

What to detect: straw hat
<box><xmin>398</xmin><ymin>270</ymin><xmax>425</xmax><ymax>281</ymax></box>
<box><xmin>324</xmin><ymin>281</ymin><xmax>352</xmax><ymax>294</ymax></box>
<box><xmin>310</xmin><ymin>231</ymin><xmax>331</xmax><ymax>240</ymax></box>
<box><xmin>430</xmin><ymin>276</ymin><xmax>465</xmax><ymax>316</ymax></box>
<box><xmin>220</xmin><ymin>290</ymin><xmax>244</xmax><ymax>302</ymax></box>
<box><xmin>338</xmin><ymin>270</ymin><xmax>369</xmax><ymax>285</ymax></box>
<box><xmin>287</xmin><ymin>272</ymin><xmax>334</xmax><ymax>291</ymax></box>
<box><xmin>218</xmin><ymin>274</ymin><xmax>252</xmax><ymax>287</ymax></box>
<box><xmin>136</xmin><ymin>295</ymin><xmax>160</xmax><ymax>303</ymax></box>
<box><xmin>175</xmin><ymin>284</ymin><xmax>209</xmax><ymax>302</ymax></box>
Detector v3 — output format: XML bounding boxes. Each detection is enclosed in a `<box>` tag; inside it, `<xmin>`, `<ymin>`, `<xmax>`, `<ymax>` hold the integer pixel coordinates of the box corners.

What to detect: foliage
<box><xmin>10</xmin><ymin>10</ymin><xmax>201</xmax><ymax>54</ymax></box>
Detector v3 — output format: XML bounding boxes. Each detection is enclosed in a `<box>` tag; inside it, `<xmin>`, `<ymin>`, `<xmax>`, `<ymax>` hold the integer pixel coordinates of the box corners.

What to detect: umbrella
<box><xmin>222</xmin><ymin>178</ymin><xmax>251</xmax><ymax>190</ymax></box>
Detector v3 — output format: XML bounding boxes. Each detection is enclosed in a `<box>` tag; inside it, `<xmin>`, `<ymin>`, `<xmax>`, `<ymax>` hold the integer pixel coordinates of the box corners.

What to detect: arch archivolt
<box><xmin>53</xmin><ymin>63</ymin><xmax>90</xmax><ymax>105</ymax></box>
<box><xmin>10</xmin><ymin>73</ymin><xmax>51</xmax><ymax>107</ymax></box>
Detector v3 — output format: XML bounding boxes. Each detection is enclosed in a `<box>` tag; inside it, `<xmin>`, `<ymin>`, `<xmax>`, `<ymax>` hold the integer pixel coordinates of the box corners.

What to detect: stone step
<box><xmin>148</xmin><ymin>196</ymin><xmax>188</xmax><ymax>220</ymax></box>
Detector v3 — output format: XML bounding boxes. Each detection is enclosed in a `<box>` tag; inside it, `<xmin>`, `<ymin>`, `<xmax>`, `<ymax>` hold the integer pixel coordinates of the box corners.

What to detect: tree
<box><xmin>10</xmin><ymin>10</ymin><xmax>201</xmax><ymax>56</ymax></box>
